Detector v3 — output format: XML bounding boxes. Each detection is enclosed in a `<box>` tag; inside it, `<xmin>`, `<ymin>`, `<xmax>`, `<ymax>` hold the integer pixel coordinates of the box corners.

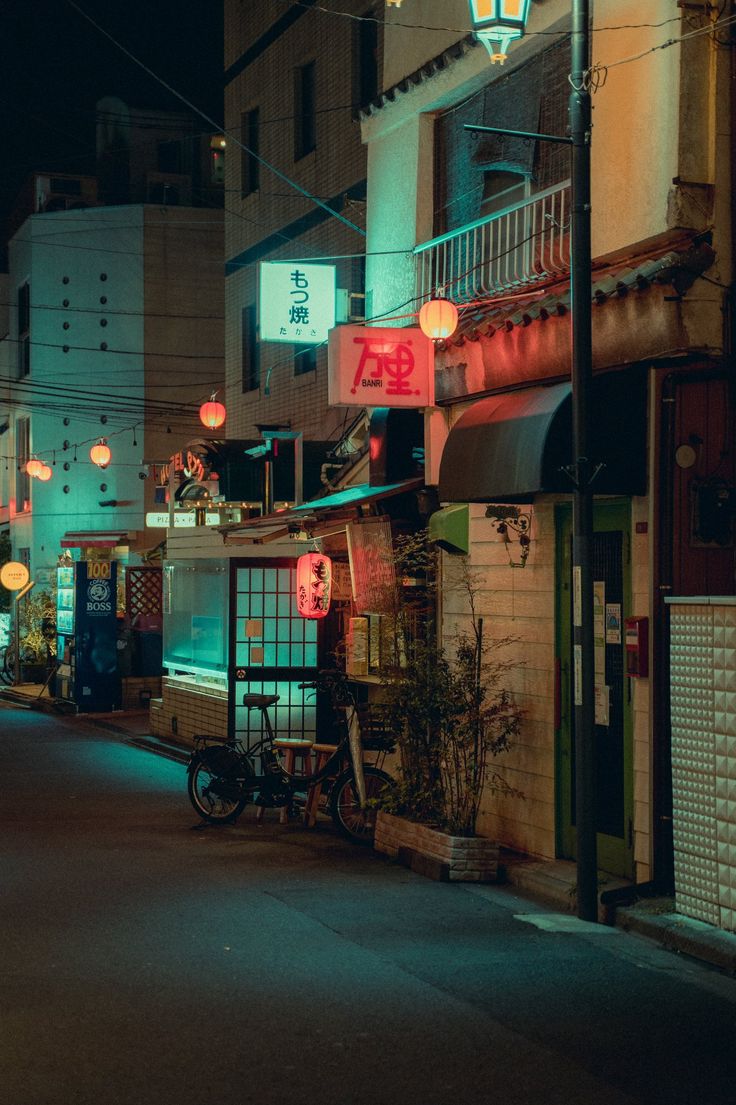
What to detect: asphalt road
<box><xmin>2</xmin><ymin>702</ymin><xmax>736</xmax><ymax>1105</ymax></box>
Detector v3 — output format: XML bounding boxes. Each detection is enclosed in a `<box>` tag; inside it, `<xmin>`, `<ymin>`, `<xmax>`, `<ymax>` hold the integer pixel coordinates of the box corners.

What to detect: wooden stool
<box><xmin>304</xmin><ymin>743</ymin><xmax>339</xmax><ymax>827</ymax></box>
<box><xmin>273</xmin><ymin>739</ymin><xmax>314</xmax><ymax>824</ymax></box>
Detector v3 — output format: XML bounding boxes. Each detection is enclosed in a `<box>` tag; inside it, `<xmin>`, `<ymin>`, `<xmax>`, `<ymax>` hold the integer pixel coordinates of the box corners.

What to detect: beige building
<box><xmin>361</xmin><ymin>0</ymin><xmax>734</xmax><ymax>891</ymax></box>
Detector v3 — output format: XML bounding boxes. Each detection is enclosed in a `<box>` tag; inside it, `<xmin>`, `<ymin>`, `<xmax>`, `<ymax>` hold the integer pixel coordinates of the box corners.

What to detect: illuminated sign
<box><xmin>145</xmin><ymin>512</ymin><xmax>222</xmax><ymax>528</ymax></box>
<box><xmin>260</xmin><ymin>261</ymin><xmax>336</xmax><ymax>344</ymax></box>
<box><xmin>0</xmin><ymin>561</ymin><xmax>30</xmax><ymax>591</ymax></box>
<box><xmin>328</xmin><ymin>325</ymin><xmax>434</xmax><ymax>408</ymax></box>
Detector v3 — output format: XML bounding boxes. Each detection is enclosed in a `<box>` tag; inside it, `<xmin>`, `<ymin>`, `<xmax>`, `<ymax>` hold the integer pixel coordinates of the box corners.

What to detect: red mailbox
<box><xmin>624</xmin><ymin>616</ymin><xmax>649</xmax><ymax>678</ymax></box>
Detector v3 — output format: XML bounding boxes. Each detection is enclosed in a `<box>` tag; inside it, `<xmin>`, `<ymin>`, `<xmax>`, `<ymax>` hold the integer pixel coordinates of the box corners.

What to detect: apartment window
<box><xmin>434</xmin><ymin>35</ymin><xmax>570</xmax><ymax>234</ymax></box>
<box><xmin>294</xmin><ymin>345</ymin><xmax>317</xmax><ymax>377</ymax></box>
<box><xmin>17</xmin><ymin>281</ymin><xmax>30</xmax><ymax>378</ymax></box>
<box><xmin>241</xmin><ymin>108</ymin><xmax>260</xmax><ymax>196</ymax></box>
<box><xmin>242</xmin><ymin>305</ymin><xmax>260</xmax><ymax>392</ymax></box>
<box><xmin>481</xmin><ymin>170</ymin><xmax>531</xmax><ymax>217</ymax></box>
<box><xmin>353</xmin><ymin>8</ymin><xmax>379</xmax><ymax>110</ymax></box>
<box><xmin>157</xmin><ymin>140</ymin><xmax>182</xmax><ymax>174</ymax></box>
<box><xmin>294</xmin><ymin>61</ymin><xmax>316</xmax><ymax>161</ymax></box>
<box><xmin>15</xmin><ymin>417</ymin><xmax>30</xmax><ymax>511</ymax></box>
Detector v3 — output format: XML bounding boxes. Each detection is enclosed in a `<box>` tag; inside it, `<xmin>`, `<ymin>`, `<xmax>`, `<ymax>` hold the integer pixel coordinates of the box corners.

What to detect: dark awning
<box><xmin>438</xmin><ymin>372</ymin><xmax>646</xmax><ymax>503</ymax></box>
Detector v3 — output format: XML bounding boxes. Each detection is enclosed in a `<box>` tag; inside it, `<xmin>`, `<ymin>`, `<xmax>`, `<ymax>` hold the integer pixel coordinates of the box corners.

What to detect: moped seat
<box><xmin>242</xmin><ymin>693</ymin><xmax>280</xmax><ymax>708</ymax></box>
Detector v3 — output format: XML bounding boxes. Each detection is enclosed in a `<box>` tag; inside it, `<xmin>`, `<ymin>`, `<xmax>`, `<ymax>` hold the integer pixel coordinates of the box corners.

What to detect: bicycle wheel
<box><xmin>187</xmin><ymin>758</ymin><xmax>247</xmax><ymax>824</ymax></box>
<box><xmin>329</xmin><ymin>766</ymin><xmax>392</xmax><ymax>844</ymax></box>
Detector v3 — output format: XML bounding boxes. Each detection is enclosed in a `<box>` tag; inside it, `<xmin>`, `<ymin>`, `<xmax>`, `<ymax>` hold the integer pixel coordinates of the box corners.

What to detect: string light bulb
<box><xmin>37</xmin><ymin>463</ymin><xmax>52</xmax><ymax>482</ymax></box>
<box><xmin>25</xmin><ymin>458</ymin><xmax>43</xmax><ymax>478</ymax></box>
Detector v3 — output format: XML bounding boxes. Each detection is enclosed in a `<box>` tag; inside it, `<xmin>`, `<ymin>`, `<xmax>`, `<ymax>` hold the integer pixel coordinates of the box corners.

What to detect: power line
<box><xmin>64</xmin><ymin>0</ymin><xmax>366</xmax><ymax>240</ymax></box>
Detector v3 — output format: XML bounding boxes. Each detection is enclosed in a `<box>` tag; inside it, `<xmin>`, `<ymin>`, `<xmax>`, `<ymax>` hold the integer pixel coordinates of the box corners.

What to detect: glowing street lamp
<box><xmin>468</xmin><ymin>0</ymin><xmax>531</xmax><ymax>64</ymax></box>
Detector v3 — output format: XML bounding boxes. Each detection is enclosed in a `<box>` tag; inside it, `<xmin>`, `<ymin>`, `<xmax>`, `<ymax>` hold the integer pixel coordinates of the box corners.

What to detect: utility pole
<box><xmin>569</xmin><ymin>0</ymin><xmax>598</xmax><ymax>923</ymax></box>
<box><xmin>464</xmin><ymin>0</ymin><xmax>598</xmax><ymax>920</ymax></box>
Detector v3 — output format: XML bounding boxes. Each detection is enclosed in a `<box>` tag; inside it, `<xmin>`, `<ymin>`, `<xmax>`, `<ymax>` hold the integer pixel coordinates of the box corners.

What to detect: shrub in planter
<box><xmin>376</xmin><ymin>532</ymin><xmax>523</xmax><ymax>846</ymax></box>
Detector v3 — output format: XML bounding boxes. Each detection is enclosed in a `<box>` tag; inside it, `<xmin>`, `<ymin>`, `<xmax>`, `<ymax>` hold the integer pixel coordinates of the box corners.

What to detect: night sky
<box><xmin>0</xmin><ymin>0</ymin><xmax>224</xmax><ymax>241</ymax></box>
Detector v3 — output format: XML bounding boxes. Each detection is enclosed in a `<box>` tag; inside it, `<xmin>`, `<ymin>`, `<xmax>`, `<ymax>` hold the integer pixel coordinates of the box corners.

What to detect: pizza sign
<box><xmin>328</xmin><ymin>325</ymin><xmax>434</xmax><ymax>408</ymax></box>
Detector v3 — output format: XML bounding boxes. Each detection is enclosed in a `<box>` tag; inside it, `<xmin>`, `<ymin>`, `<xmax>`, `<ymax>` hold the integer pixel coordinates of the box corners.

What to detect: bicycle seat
<box><xmin>242</xmin><ymin>693</ymin><xmax>279</xmax><ymax>708</ymax></box>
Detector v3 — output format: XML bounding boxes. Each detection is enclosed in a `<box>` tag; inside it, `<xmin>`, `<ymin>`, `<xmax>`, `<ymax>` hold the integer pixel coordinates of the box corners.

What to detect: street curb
<box><xmin>617</xmin><ymin>906</ymin><xmax>736</xmax><ymax>973</ymax></box>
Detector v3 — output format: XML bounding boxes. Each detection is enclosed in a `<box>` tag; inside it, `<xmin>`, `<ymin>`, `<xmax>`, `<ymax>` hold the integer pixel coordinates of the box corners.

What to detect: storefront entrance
<box><xmin>555</xmin><ymin>501</ymin><xmax>634</xmax><ymax>879</ymax></box>
<box><xmin>229</xmin><ymin>559</ymin><xmax>322</xmax><ymax>750</ymax></box>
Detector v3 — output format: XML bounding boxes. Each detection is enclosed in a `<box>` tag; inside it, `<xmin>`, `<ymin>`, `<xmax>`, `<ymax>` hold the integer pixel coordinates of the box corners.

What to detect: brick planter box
<box><xmin>374</xmin><ymin>810</ymin><xmax>499</xmax><ymax>883</ymax></box>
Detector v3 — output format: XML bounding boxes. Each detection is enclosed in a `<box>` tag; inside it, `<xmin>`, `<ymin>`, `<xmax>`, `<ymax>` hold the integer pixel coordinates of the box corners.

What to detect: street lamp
<box><xmin>468</xmin><ymin>0</ymin><xmax>532</xmax><ymax>63</ymax></box>
<box><xmin>467</xmin><ymin>0</ymin><xmax>598</xmax><ymax>920</ymax></box>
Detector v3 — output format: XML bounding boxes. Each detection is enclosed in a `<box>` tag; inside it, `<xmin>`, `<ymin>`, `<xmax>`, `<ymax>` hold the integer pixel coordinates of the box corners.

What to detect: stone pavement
<box><xmin>4</xmin><ymin>681</ymin><xmax>736</xmax><ymax>976</ymax></box>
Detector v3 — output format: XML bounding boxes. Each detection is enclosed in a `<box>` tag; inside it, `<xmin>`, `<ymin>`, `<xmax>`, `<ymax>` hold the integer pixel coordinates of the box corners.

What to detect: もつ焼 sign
<box><xmin>328</xmin><ymin>325</ymin><xmax>434</xmax><ymax>408</ymax></box>
<box><xmin>259</xmin><ymin>262</ymin><xmax>336</xmax><ymax>344</ymax></box>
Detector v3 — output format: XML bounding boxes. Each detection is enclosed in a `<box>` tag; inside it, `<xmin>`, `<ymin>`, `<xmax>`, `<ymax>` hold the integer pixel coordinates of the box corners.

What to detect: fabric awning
<box><xmin>438</xmin><ymin>372</ymin><xmax>646</xmax><ymax>503</ymax></box>
<box><xmin>61</xmin><ymin>531</ymin><xmax>131</xmax><ymax>548</ymax></box>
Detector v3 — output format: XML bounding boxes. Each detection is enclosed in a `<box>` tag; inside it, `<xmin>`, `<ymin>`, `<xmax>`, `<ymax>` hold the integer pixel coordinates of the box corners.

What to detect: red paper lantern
<box><xmin>296</xmin><ymin>552</ymin><xmax>333</xmax><ymax>619</ymax></box>
<box><xmin>90</xmin><ymin>440</ymin><xmax>111</xmax><ymax>469</ymax></box>
<box><xmin>37</xmin><ymin>464</ymin><xmax>52</xmax><ymax>482</ymax></box>
<box><xmin>199</xmin><ymin>399</ymin><xmax>226</xmax><ymax>429</ymax></box>
<box><xmin>419</xmin><ymin>298</ymin><xmax>459</xmax><ymax>340</ymax></box>
<box><xmin>25</xmin><ymin>458</ymin><xmax>43</xmax><ymax>478</ymax></box>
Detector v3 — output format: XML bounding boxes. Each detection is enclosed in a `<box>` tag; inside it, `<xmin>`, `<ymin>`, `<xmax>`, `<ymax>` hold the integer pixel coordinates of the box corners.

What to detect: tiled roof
<box><xmin>359</xmin><ymin>35</ymin><xmax>478</xmax><ymax>119</ymax></box>
<box><xmin>441</xmin><ymin>233</ymin><xmax>716</xmax><ymax>349</ymax></box>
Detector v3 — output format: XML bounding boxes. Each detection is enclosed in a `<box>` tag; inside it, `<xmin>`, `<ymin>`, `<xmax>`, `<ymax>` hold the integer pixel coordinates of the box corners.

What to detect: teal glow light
<box><xmin>259</xmin><ymin>261</ymin><xmax>337</xmax><ymax>344</ymax></box>
<box><xmin>468</xmin><ymin>0</ymin><xmax>531</xmax><ymax>63</ymax></box>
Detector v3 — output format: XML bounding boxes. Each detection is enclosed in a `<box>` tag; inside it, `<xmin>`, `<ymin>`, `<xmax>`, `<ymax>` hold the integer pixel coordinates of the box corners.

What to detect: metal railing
<box><xmin>414</xmin><ymin>180</ymin><xmax>570</xmax><ymax>305</ymax></box>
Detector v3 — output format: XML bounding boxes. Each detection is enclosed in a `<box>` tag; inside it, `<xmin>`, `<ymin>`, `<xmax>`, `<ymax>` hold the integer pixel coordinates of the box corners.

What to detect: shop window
<box><xmin>294</xmin><ymin>61</ymin><xmax>316</xmax><ymax>160</ymax></box>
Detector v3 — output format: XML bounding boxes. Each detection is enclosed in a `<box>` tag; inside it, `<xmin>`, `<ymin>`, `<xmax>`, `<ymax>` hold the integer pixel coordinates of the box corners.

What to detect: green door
<box><xmin>555</xmin><ymin>501</ymin><xmax>634</xmax><ymax>879</ymax></box>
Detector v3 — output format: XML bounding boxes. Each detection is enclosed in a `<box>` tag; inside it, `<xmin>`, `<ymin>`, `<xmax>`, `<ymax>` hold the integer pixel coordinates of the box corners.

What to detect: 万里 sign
<box><xmin>328</xmin><ymin>325</ymin><xmax>434</xmax><ymax>408</ymax></box>
<box><xmin>260</xmin><ymin>262</ymin><xmax>336</xmax><ymax>344</ymax></box>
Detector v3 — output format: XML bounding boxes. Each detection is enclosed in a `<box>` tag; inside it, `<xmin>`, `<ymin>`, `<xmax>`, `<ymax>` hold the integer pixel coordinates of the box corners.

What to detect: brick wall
<box><xmin>150</xmin><ymin>677</ymin><xmax>228</xmax><ymax>746</ymax></box>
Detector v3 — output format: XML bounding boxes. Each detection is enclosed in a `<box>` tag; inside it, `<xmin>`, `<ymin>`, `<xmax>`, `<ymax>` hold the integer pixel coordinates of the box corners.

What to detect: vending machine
<box><xmin>56</xmin><ymin>560</ymin><xmax>121</xmax><ymax>712</ymax></box>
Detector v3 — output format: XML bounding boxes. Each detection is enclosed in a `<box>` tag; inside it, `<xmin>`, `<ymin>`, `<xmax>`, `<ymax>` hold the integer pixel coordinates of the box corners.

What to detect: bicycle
<box><xmin>186</xmin><ymin>673</ymin><xmax>394</xmax><ymax>843</ymax></box>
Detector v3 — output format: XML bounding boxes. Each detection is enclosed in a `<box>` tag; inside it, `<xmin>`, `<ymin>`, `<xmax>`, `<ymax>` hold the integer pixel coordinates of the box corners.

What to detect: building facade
<box><xmin>222</xmin><ymin>0</ymin><xmax>381</xmax><ymax>442</ymax></box>
<box><xmin>361</xmin><ymin>0</ymin><xmax>734</xmax><ymax>889</ymax></box>
<box><xmin>0</xmin><ymin>200</ymin><xmax>223</xmax><ymax>583</ymax></box>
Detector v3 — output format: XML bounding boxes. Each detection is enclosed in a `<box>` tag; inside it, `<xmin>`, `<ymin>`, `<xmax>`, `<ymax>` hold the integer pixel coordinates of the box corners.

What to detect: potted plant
<box><xmin>373</xmin><ymin>532</ymin><xmax>522</xmax><ymax>881</ymax></box>
<box><xmin>17</xmin><ymin>590</ymin><xmax>56</xmax><ymax>683</ymax></box>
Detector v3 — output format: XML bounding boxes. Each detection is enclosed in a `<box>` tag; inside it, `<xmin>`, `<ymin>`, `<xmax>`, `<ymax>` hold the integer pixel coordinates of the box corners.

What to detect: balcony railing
<box><xmin>414</xmin><ymin>180</ymin><xmax>571</xmax><ymax>306</ymax></box>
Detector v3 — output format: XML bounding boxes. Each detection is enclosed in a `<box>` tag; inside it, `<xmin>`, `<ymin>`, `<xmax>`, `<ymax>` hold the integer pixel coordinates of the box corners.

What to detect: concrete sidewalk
<box><xmin>5</xmin><ymin>682</ymin><xmax>736</xmax><ymax>976</ymax></box>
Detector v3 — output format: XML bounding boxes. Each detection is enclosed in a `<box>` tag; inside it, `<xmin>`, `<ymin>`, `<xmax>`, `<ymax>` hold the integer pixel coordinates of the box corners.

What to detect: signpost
<box><xmin>0</xmin><ymin>561</ymin><xmax>33</xmax><ymax>685</ymax></box>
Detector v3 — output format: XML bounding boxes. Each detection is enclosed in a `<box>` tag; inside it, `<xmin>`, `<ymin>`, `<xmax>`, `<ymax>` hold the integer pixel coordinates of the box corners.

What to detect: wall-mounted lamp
<box><xmin>485</xmin><ymin>504</ymin><xmax>533</xmax><ymax>566</ymax></box>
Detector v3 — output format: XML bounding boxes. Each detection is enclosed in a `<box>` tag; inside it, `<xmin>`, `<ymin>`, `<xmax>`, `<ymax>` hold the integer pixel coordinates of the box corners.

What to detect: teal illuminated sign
<box><xmin>259</xmin><ymin>261</ymin><xmax>336</xmax><ymax>344</ymax></box>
